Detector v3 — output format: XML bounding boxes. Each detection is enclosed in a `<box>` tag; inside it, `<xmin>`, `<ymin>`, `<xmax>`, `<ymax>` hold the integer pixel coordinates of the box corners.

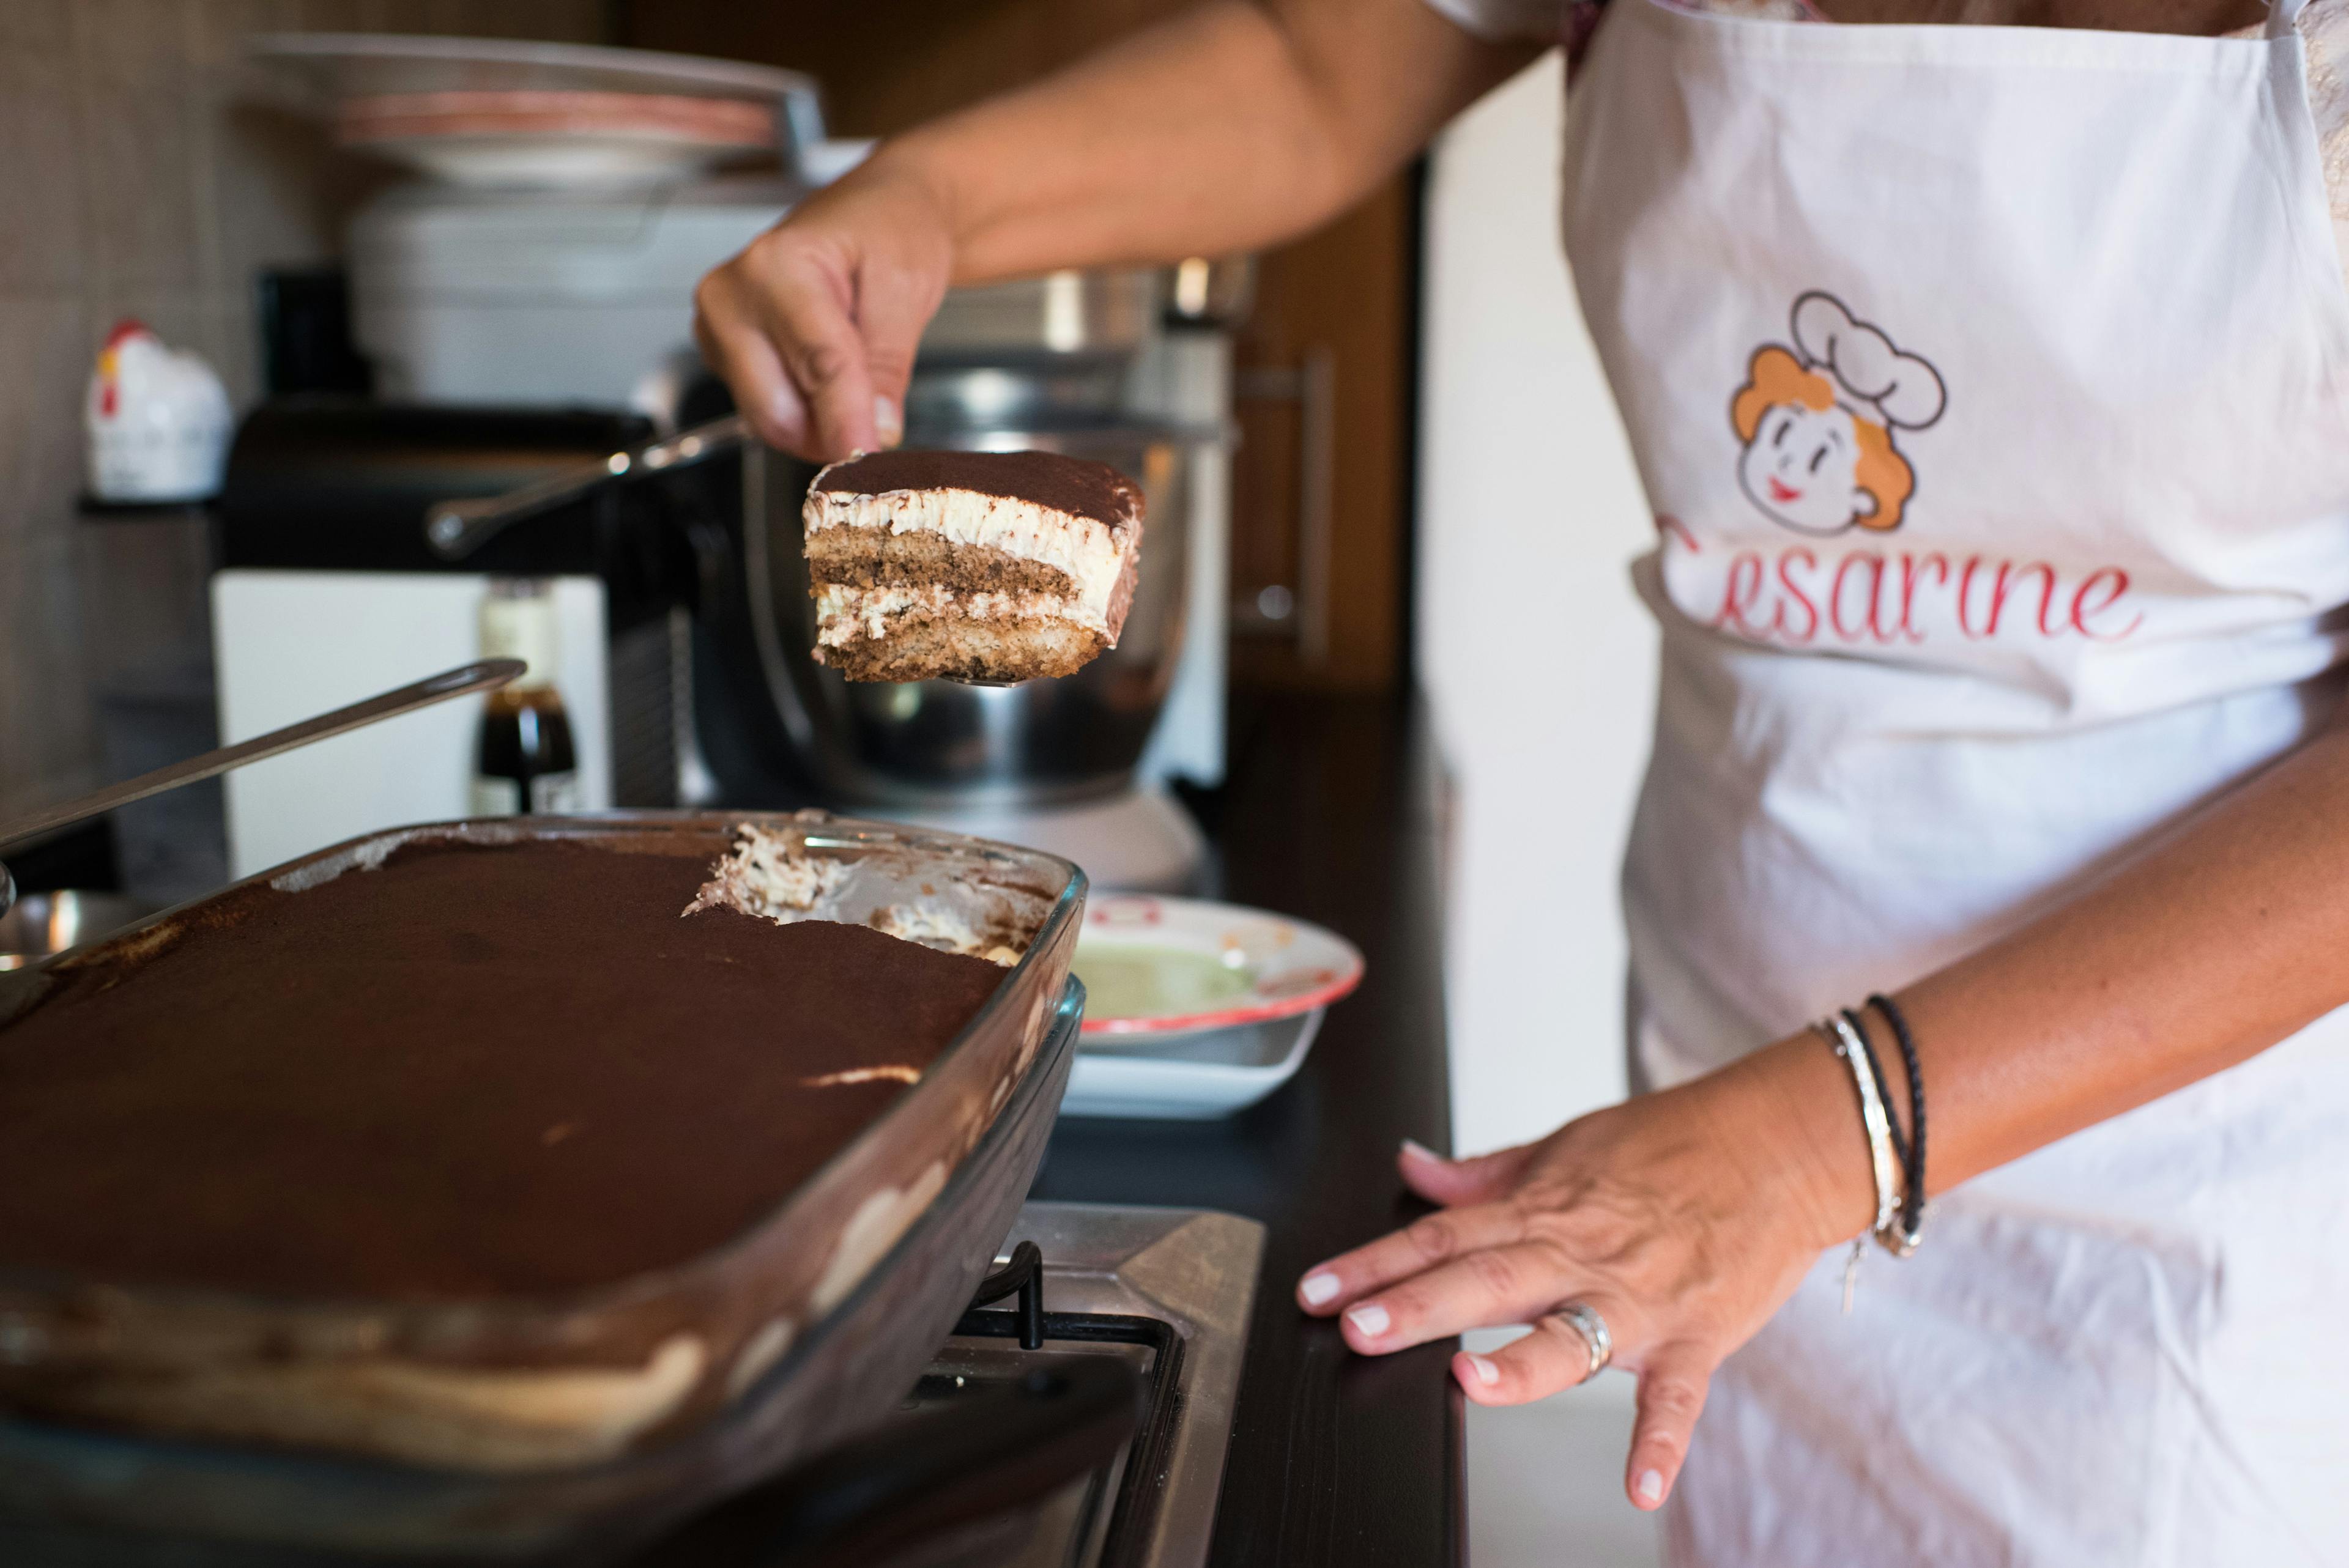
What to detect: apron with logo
<box><xmin>1560</xmin><ymin>0</ymin><xmax>2349</xmax><ymax>1558</ymax></box>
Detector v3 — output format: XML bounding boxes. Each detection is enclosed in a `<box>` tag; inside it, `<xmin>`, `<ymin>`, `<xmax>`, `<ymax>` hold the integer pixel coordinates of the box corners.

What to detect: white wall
<box><xmin>213</xmin><ymin>572</ymin><xmax>612</xmax><ymax>878</ymax></box>
<box><xmin>1417</xmin><ymin>54</ymin><xmax>1660</xmax><ymax>1157</ymax></box>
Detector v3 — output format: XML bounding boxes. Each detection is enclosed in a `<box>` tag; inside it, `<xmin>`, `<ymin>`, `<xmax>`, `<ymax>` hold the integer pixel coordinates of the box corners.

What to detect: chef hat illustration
<box><xmin>1791</xmin><ymin>292</ymin><xmax>1946</xmax><ymax>432</ymax></box>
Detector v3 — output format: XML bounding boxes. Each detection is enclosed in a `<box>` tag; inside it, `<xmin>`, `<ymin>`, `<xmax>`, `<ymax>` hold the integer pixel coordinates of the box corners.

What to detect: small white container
<box><xmin>84</xmin><ymin>321</ymin><xmax>233</xmax><ymax>504</ymax></box>
<box><xmin>346</xmin><ymin>179</ymin><xmax>789</xmax><ymax>409</ymax></box>
<box><xmin>1063</xmin><ymin>1010</ymin><xmax>1326</xmax><ymax>1120</ymax></box>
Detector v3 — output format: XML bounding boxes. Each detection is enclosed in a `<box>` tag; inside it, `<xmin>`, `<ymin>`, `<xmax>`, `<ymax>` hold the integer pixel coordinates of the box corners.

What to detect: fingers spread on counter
<box><xmin>1447</xmin><ymin>1297</ymin><xmax>1633</xmax><ymax>1405</ymax></box>
<box><xmin>1293</xmin><ymin>1199</ymin><xmax>1527</xmax><ymax>1315</ymax></box>
<box><xmin>1627</xmin><ymin>1345</ymin><xmax>1713</xmax><ymax>1511</ymax></box>
<box><xmin>1395</xmin><ymin>1136</ymin><xmax>1537</xmax><ymax>1206</ymax></box>
<box><xmin>1337</xmin><ymin>1240</ymin><xmax>1606</xmax><ymax>1354</ymax></box>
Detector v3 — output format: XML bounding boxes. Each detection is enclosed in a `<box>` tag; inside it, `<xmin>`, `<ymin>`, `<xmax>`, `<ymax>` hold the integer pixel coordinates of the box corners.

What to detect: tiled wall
<box><xmin>0</xmin><ymin>0</ymin><xmax>608</xmax><ymax>826</ymax></box>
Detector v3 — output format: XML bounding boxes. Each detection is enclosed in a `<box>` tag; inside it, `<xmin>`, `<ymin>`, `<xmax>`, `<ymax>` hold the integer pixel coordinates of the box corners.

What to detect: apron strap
<box><xmin>2270</xmin><ymin>0</ymin><xmax>2307</xmax><ymax>40</ymax></box>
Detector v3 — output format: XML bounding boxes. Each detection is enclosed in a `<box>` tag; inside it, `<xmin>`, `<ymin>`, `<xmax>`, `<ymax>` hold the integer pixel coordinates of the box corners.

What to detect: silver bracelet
<box><xmin>1817</xmin><ymin>1015</ymin><xmax>1906</xmax><ymax>1312</ymax></box>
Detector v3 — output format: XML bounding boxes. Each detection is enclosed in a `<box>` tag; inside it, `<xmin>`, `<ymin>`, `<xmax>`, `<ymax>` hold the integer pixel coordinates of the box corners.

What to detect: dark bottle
<box><xmin>470</xmin><ymin>580</ymin><xmax>581</xmax><ymax>816</ymax></box>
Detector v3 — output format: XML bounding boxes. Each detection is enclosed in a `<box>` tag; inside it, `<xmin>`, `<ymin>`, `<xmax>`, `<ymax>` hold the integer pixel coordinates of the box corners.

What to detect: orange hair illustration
<box><xmin>1731</xmin><ymin>346</ymin><xmax>1914</xmax><ymax>531</ymax></box>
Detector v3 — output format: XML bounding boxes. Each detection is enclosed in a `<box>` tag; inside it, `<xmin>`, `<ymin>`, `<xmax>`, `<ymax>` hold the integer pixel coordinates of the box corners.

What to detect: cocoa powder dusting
<box><xmin>0</xmin><ymin>839</ymin><xmax>1005</xmax><ymax>1301</ymax></box>
<box><xmin>815</xmin><ymin>449</ymin><xmax>1140</xmax><ymax>528</ymax></box>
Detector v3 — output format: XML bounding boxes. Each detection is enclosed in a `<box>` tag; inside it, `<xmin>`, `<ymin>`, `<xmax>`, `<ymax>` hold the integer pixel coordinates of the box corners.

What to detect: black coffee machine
<box><xmin>215</xmin><ymin>393</ymin><xmax>833</xmax><ymax>812</ymax></box>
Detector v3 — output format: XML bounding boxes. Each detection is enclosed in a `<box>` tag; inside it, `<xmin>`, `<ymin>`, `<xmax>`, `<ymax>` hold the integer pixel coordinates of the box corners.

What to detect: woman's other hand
<box><xmin>1294</xmin><ymin>1059</ymin><xmax>1868</xmax><ymax>1513</ymax></box>
<box><xmin>694</xmin><ymin>161</ymin><xmax>953</xmax><ymax>462</ymax></box>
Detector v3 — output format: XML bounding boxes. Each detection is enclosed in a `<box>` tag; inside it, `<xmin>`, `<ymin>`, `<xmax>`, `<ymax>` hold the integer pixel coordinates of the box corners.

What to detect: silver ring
<box><xmin>1548</xmin><ymin>1301</ymin><xmax>1612</xmax><ymax>1383</ymax></box>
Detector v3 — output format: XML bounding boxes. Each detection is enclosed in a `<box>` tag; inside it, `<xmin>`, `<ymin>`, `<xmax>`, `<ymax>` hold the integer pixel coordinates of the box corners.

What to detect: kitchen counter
<box><xmin>1034</xmin><ymin>691</ymin><xmax>1464</xmax><ymax>1567</ymax></box>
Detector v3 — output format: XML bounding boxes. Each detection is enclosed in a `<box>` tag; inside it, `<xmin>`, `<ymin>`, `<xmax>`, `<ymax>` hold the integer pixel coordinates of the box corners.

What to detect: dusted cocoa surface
<box><xmin>0</xmin><ymin>840</ymin><xmax>1005</xmax><ymax>1302</ymax></box>
<box><xmin>814</xmin><ymin>449</ymin><xmax>1140</xmax><ymax>528</ymax></box>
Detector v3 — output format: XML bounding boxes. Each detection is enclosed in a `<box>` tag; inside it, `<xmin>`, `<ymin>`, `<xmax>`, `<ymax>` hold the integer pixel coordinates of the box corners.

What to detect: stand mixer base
<box><xmin>870</xmin><ymin>787</ymin><xmax>1205</xmax><ymax>894</ymax></box>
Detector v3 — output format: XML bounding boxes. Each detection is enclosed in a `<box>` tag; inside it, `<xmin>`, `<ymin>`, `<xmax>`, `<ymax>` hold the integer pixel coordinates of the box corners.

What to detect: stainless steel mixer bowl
<box><xmin>740</xmin><ymin>424</ymin><xmax>1199</xmax><ymax>810</ymax></box>
<box><xmin>0</xmin><ymin>891</ymin><xmax>157</xmax><ymax>971</ymax></box>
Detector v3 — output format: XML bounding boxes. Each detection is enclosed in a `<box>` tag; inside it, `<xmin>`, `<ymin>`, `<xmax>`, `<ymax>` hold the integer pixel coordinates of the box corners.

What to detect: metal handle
<box><xmin>423</xmin><ymin>414</ymin><xmax>750</xmax><ymax>561</ymax></box>
<box><xmin>775</xmin><ymin>81</ymin><xmax>829</xmax><ymax>182</ymax></box>
<box><xmin>648</xmin><ymin>1353</ymin><xmax>1142</xmax><ymax>1568</ymax></box>
<box><xmin>0</xmin><ymin>659</ymin><xmax>525</xmax><ymax>867</ymax></box>
<box><xmin>1230</xmin><ymin>346</ymin><xmax>1335</xmax><ymax>662</ymax></box>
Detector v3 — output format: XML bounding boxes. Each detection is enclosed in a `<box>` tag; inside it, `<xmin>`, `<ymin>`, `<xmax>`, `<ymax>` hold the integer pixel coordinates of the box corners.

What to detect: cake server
<box><xmin>0</xmin><ymin>658</ymin><xmax>524</xmax><ymax>917</ymax></box>
<box><xmin>421</xmin><ymin>414</ymin><xmax>748</xmax><ymax>561</ymax></box>
<box><xmin>425</xmin><ymin>415</ymin><xmax>1021</xmax><ymax>687</ymax></box>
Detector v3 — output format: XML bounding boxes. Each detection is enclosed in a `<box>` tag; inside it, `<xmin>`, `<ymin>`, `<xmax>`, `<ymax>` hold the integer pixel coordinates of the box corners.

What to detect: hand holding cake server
<box><xmin>695</xmin><ymin>0</ymin><xmax>2349</xmax><ymax>1553</ymax></box>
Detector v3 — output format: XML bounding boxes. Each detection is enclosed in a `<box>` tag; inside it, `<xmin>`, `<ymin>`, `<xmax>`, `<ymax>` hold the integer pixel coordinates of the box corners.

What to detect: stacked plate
<box><xmin>248</xmin><ymin>33</ymin><xmax>823</xmax><ymax>188</ymax></box>
<box><xmin>1064</xmin><ymin>895</ymin><xmax>1364</xmax><ymax>1119</ymax></box>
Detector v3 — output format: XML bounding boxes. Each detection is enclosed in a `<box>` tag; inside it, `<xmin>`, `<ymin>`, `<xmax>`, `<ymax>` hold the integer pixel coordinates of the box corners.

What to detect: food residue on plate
<box><xmin>1071</xmin><ymin>944</ymin><xmax>1255</xmax><ymax>1021</ymax></box>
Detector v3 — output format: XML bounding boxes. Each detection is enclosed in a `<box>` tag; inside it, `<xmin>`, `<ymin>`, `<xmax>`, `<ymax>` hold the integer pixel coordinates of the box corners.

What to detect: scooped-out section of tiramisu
<box><xmin>685</xmin><ymin>821</ymin><xmax>1024</xmax><ymax>966</ymax></box>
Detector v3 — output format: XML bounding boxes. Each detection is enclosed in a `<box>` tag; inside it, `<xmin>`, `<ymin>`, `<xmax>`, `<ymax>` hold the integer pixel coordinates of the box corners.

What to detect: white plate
<box><xmin>1072</xmin><ymin>893</ymin><xmax>1363</xmax><ymax>1039</ymax></box>
<box><xmin>1061</xmin><ymin>1010</ymin><xmax>1324</xmax><ymax>1120</ymax></box>
<box><xmin>250</xmin><ymin>34</ymin><xmax>815</xmax><ymax>106</ymax></box>
<box><xmin>332</xmin><ymin>90</ymin><xmax>776</xmax><ymax>188</ymax></box>
<box><xmin>249</xmin><ymin>34</ymin><xmax>817</xmax><ymax>190</ymax></box>
<box><xmin>350</xmin><ymin>130</ymin><xmax>758</xmax><ymax>189</ymax></box>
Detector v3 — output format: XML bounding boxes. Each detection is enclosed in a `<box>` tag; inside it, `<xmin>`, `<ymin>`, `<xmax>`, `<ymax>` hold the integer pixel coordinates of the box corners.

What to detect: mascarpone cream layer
<box><xmin>803</xmin><ymin>485</ymin><xmax>1129</xmax><ymax>627</ymax></box>
<box><xmin>814</xmin><ymin>582</ymin><xmax>1083</xmax><ymax>648</ymax></box>
<box><xmin>683</xmin><ymin>822</ymin><xmax>851</xmax><ymax>922</ymax></box>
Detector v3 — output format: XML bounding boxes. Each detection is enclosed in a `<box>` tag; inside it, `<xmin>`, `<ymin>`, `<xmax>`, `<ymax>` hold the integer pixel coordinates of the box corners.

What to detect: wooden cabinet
<box><xmin>622</xmin><ymin>1</ymin><xmax>1416</xmax><ymax>693</ymax></box>
<box><xmin>1225</xmin><ymin>182</ymin><xmax>1415</xmax><ymax>692</ymax></box>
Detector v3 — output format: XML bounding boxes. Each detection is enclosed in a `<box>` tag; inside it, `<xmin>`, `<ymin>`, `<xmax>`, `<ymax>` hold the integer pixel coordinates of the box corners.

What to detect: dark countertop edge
<box><xmin>1034</xmin><ymin>689</ymin><xmax>1462</xmax><ymax>1568</ymax></box>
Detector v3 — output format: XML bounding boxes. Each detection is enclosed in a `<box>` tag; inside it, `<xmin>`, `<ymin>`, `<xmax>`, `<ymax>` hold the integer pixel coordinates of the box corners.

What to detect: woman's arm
<box><xmin>1300</xmin><ymin>711</ymin><xmax>2349</xmax><ymax>1512</ymax></box>
<box><xmin>694</xmin><ymin>0</ymin><xmax>1534</xmax><ymax>460</ymax></box>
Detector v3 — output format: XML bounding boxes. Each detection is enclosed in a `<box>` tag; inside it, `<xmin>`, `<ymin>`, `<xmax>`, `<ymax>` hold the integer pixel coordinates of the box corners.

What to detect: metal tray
<box><xmin>0</xmin><ymin>812</ymin><xmax>1083</xmax><ymax>1531</ymax></box>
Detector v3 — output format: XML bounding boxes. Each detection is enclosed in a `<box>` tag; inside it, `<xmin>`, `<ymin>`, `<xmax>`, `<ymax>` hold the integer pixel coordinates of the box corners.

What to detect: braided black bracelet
<box><xmin>1865</xmin><ymin>993</ymin><xmax>1927</xmax><ymax>1248</ymax></box>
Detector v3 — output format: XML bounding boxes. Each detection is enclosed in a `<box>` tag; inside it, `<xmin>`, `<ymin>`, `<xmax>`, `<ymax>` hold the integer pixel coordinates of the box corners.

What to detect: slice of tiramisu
<box><xmin>803</xmin><ymin>449</ymin><xmax>1143</xmax><ymax>684</ymax></box>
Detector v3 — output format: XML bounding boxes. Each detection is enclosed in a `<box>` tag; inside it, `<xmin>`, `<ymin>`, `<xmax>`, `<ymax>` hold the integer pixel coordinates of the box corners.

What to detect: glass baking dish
<box><xmin>0</xmin><ymin>811</ymin><xmax>1084</xmax><ymax>1528</ymax></box>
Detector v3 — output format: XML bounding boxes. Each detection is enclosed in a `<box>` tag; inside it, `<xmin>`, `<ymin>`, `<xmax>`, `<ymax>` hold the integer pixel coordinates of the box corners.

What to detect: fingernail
<box><xmin>1466</xmin><ymin>1354</ymin><xmax>1499</xmax><ymax>1387</ymax></box>
<box><xmin>873</xmin><ymin>394</ymin><xmax>902</xmax><ymax>447</ymax></box>
<box><xmin>1636</xmin><ymin>1468</ymin><xmax>1665</xmax><ymax>1506</ymax></box>
<box><xmin>1300</xmin><ymin>1271</ymin><xmax>1341</xmax><ymax>1307</ymax></box>
<box><xmin>1400</xmin><ymin>1137</ymin><xmax>1444</xmax><ymax>1163</ymax></box>
<box><xmin>1346</xmin><ymin>1303</ymin><xmax>1390</xmax><ymax>1339</ymax></box>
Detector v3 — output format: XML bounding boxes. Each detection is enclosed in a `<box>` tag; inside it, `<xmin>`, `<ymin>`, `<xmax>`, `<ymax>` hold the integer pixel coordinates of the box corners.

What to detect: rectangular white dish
<box><xmin>1061</xmin><ymin>1010</ymin><xmax>1323</xmax><ymax>1120</ymax></box>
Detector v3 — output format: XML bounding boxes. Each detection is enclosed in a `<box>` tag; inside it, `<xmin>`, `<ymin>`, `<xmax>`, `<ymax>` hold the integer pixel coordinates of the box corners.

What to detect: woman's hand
<box><xmin>690</xmin><ymin>0</ymin><xmax>1529</xmax><ymax>464</ymax></box>
<box><xmin>693</xmin><ymin>158</ymin><xmax>956</xmax><ymax>462</ymax></box>
<box><xmin>1295</xmin><ymin>1057</ymin><xmax>1868</xmax><ymax>1512</ymax></box>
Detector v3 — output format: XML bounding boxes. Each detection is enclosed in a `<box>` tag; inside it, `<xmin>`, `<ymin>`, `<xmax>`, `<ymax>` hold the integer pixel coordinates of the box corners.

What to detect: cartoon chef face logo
<box><xmin>1730</xmin><ymin>292</ymin><xmax>1946</xmax><ymax>535</ymax></box>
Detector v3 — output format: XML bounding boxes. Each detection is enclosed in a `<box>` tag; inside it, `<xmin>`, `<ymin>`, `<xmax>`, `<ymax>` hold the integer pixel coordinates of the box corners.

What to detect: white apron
<box><xmin>1559</xmin><ymin>0</ymin><xmax>2349</xmax><ymax>1559</ymax></box>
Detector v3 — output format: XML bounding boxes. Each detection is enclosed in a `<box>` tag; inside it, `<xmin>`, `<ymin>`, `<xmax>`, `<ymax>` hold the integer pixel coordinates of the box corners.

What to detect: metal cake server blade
<box><xmin>0</xmin><ymin>659</ymin><xmax>524</xmax><ymax>917</ymax></box>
